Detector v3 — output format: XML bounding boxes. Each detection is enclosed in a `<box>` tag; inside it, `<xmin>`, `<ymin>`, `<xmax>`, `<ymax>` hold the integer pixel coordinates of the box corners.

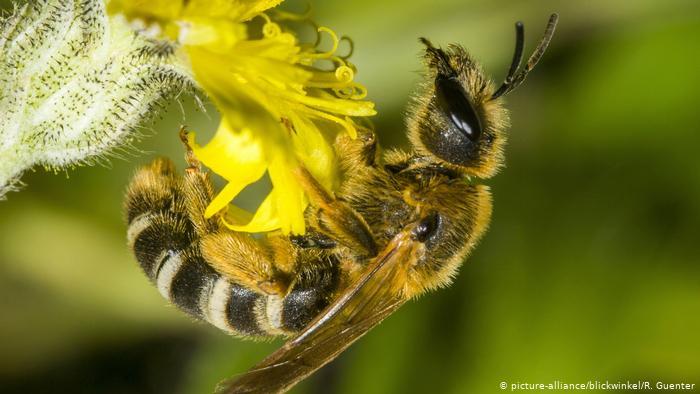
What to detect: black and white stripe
<box><xmin>126</xmin><ymin>209</ymin><xmax>341</xmax><ymax>337</ymax></box>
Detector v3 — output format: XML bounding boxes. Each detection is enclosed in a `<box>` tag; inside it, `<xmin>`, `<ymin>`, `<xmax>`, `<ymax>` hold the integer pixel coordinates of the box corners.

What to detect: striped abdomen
<box><xmin>127</xmin><ymin>211</ymin><xmax>340</xmax><ymax>337</ymax></box>
<box><xmin>124</xmin><ymin>161</ymin><xmax>339</xmax><ymax>337</ymax></box>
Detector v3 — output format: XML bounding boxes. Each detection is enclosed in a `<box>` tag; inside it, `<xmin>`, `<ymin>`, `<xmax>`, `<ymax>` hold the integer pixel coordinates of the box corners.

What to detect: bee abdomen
<box><xmin>128</xmin><ymin>212</ymin><xmax>193</xmax><ymax>279</ymax></box>
<box><xmin>127</xmin><ymin>212</ymin><xmax>267</xmax><ymax>336</ymax></box>
<box><xmin>280</xmin><ymin>269</ymin><xmax>340</xmax><ymax>332</ymax></box>
<box><xmin>171</xmin><ymin>252</ymin><xmax>269</xmax><ymax>337</ymax></box>
<box><xmin>155</xmin><ymin>247</ymin><xmax>341</xmax><ymax>337</ymax></box>
<box><xmin>126</xmin><ymin>192</ymin><xmax>341</xmax><ymax>337</ymax></box>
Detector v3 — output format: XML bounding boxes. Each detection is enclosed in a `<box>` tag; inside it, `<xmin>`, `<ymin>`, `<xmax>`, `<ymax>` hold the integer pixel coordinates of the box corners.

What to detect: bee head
<box><xmin>407</xmin><ymin>14</ymin><xmax>558</xmax><ymax>179</ymax></box>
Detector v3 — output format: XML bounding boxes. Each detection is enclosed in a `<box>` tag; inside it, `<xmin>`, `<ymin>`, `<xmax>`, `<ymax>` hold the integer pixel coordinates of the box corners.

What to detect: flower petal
<box><xmin>111</xmin><ymin>2</ymin><xmax>377</xmax><ymax>235</ymax></box>
<box><xmin>268</xmin><ymin>155</ymin><xmax>307</xmax><ymax>234</ymax></box>
<box><xmin>107</xmin><ymin>0</ymin><xmax>184</xmax><ymax>22</ymax></box>
<box><xmin>183</xmin><ymin>0</ymin><xmax>285</xmax><ymax>22</ymax></box>
<box><xmin>223</xmin><ymin>191</ymin><xmax>280</xmax><ymax>233</ymax></box>
<box><xmin>205</xmin><ymin>182</ymin><xmax>244</xmax><ymax>218</ymax></box>
<box><xmin>190</xmin><ymin>120</ymin><xmax>268</xmax><ymax>218</ymax></box>
<box><xmin>191</xmin><ymin>120</ymin><xmax>267</xmax><ymax>183</ymax></box>
<box><xmin>288</xmin><ymin>111</ymin><xmax>337</xmax><ymax>191</ymax></box>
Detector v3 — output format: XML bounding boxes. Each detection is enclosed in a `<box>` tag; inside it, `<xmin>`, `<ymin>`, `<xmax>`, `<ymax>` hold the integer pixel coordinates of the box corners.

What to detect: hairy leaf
<box><xmin>0</xmin><ymin>0</ymin><xmax>194</xmax><ymax>198</ymax></box>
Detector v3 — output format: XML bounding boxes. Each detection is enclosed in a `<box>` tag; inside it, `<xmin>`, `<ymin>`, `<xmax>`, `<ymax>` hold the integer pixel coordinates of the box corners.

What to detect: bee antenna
<box><xmin>503</xmin><ymin>21</ymin><xmax>526</xmax><ymax>90</ymax></box>
<box><xmin>420</xmin><ymin>37</ymin><xmax>454</xmax><ymax>75</ymax></box>
<box><xmin>491</xmin><ymin>13</ymin><xmax>558</xmax><ymax>100</ymax></box>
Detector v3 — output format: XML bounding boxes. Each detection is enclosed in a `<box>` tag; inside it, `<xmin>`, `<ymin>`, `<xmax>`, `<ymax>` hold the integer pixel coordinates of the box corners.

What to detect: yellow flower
<box><xmin>108</xmin><ymin>0</ymin><xmax>375</xmax><ymax>234</ymax></box>
<box><xmin>108</xmin><ymin>0</ymin><xmax>284</xmax><ymax>25</ymax></box>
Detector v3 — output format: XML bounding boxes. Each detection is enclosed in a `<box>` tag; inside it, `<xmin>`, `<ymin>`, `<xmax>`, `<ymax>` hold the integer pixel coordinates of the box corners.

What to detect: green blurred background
<box><xmin>1</xmin><ymin>0</ymin><xmax>699</xmax><ymax>393</ymax></box>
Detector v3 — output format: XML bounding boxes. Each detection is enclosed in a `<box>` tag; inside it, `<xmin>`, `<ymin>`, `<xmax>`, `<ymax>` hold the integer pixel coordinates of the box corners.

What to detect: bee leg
<box><xmin>200</xmin><ymin>231</ymin><xmax>291</xmax><ymax>296</ymax></box>
<box><xmin>182</xmin><ymin>167</ymin><xmax>220</xmax><ymax>237</ymax></box>
<box><xmin>171</xmin><ymin>126</ymin><xmax>218</xmax><ymax>237</ymax></box>
<box><xmin>175</xmin><ymin>126</ymin><xmax>293</xmax><ymax>296</ymax></box>
<box><xmin>290</xmin><ymin>232</ymin><xmax>337</xmax><ymax>250</ymax></box>
<box><xmin>182</xmin><ymin>168</ymin><xmax>291</xmax><ymax>297</ymax></box>
<box><xmin>293</xmin><ymin>166</ymin><xmax>378</xmax><ymax>257</ymax></box>
<box><xmin>335</xmin><ymin>126</ymin><xmax>379</xmax><ymax>169</ymax></box>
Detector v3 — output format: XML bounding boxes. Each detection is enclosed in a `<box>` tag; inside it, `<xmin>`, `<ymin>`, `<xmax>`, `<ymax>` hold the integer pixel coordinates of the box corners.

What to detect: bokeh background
<box><xmin>1</xmin><ymin>0</ymin><xmax>699</xmax><ymax>393</ymax></box>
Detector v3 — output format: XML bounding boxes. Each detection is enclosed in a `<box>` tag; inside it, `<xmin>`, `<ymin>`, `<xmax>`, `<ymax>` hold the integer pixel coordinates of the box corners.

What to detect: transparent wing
<box><xmin>218</xmin><ymin>233</ymin><xmax>414</xmax><ymax>394</ymax></box>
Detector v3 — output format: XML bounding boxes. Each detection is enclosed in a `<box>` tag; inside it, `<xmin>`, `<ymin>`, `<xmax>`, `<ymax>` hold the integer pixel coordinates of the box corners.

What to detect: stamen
<box><xmin>262</xmin><ymin>21</ymin><xmax>281</xmax><ymax>38</ymax></box>
<box><xmin>339</xmin><ymin>36</ymin><xmax>355</xmax><ymax>60</ymax></box>
<box><xmin>335</xmin><ymin>65</ymin><xmax>354</xmax><ymax>83</ymax></box>
<box><xmin>332</xmin><ymin>83</ymin><xmax>368</xmax><ymax>100</ymax></box>
<box><xmin>306</xmin><ymin>27</ymin><xmax>340</xmax><ymax>59</ymax></box>
<box><xmin>255</xmin><ymin>12</ymin><xmax>273</xmax><ymax>25</ymax></box>
<box><xmin>270</xmin><ymin>4</ymin><xmax>313</xmax><ymax>22</ymax></box>
<box><xmin>297</xmin><ymin>106</ymin><xmax>359</xmax><ymax>138</ymax></box>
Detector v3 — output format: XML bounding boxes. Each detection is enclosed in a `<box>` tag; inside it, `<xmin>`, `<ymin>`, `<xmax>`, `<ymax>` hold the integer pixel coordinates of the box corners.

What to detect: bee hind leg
<box><xmin>125</xmin><ymin>157</ymin><xmax>299</xmax><ymax>337</ymax></box>
<box><xmin>200</xmin><ymin>231</ymin><xmax>292</xmax><ymax>297</ymax></box>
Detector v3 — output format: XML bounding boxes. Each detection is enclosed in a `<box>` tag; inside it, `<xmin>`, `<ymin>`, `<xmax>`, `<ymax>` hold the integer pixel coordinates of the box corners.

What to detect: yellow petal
<box><xmin>190</xmin><ymin>121</ymin><xmax>267</xmax><ymax>218</ymax></box>
<box><xmin>288</xmin><ymin>111</ymin><xmax>337</xmax><ymax>191</ymax></box>
<box><xmin>191</xmin><ymin>120</ymin><xmax>266</xmax><ymax>183</ymax></box>
<box><xmin>268</xmin><ymin>155</ymin><xmax>307</xmax><ymax>234</ymax></box>
<box><xmin>183</xmin><ymin>0</ymin><xmax>285</xmax><ymax>22</ymax></box>
<box><xmin>177</xmin><ymin>17</ymin><xmax>247</xmax><ymax>50</ymax></box>
<box><xmin>107</xmin><ymin>0</ymin><xmax>183</xmax><ymax>22</ymax></box>
<box><xmin>205</xmin><ymin>182</ymin><xmax>244</xmax><ymax>218</ymax></box>
<box><xmin>223</xmin><ymin>191</ymin><xmax>281</xmax><ymax>233</ymax></box>
<box><xmin>225</xmin><ymin>153</ymin><xmax>308</xmax><ymax>234</ymax></box>
<box><xmin>223</xmin><ymin>202</ymin><xmax>254</xmax><ymax>225</ymax></box>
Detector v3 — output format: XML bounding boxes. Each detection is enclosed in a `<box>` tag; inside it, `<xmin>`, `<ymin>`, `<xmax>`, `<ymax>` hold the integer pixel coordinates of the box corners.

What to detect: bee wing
<box><xmin>219</xmin><ymin>233</ymin><xmax>414</xmax><ymax>394</ymax></box>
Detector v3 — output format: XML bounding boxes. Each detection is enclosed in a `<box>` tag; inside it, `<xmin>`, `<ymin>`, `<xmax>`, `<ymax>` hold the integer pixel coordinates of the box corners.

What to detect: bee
<box><xmin>124</xmin><ymin>14</ymin><xmax>558</xmax><ymax>394</ymax></box>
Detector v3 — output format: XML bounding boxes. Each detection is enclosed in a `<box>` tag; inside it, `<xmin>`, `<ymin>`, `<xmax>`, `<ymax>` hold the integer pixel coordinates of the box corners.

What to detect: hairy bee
<box><xmin>124</xmin><ymin>14</ymin><xmax>558</xmax><ymax>393</ymax></box>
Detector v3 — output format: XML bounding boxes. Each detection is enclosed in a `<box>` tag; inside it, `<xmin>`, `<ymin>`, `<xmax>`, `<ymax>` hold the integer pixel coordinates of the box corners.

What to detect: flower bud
<box><xmin>0</xmin><ymin>0</ymin><xmax>194</xmax><ymax>198</ymax></box>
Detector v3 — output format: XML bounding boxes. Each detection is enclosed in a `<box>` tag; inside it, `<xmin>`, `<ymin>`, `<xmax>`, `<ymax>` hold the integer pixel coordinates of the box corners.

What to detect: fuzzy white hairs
<box><xmin>0</xmin><ymin>0</ymin><xmax>194</xmax><ymax>198</ymax></box>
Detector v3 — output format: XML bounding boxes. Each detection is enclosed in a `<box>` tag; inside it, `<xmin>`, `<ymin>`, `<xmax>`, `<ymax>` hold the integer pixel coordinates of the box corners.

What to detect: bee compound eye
<box><xmin>422</xmin><ymin>74</ymin><xmax>485</xmax><ymax>167</ymax></box>
<box><xmin>413</xmin><ymin>212</ymin><xmax>441</xmax><ymax>243</ymax></box>
<box><xmin>435</xmin><ymin>75</ymin><xmax>482</xmax><ymax>142</ymax></box>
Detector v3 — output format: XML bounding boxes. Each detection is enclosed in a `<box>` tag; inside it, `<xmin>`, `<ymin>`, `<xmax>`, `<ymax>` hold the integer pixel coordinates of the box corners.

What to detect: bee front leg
<box><xmin>334</xmin><ymin>126</ymin><xmax>379</xmax><ymax>170</ymax></box>
<box><xmin>294</xmin><ymin>167</ymin><xmax>378</xmax><ymax>257</ymax></box>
